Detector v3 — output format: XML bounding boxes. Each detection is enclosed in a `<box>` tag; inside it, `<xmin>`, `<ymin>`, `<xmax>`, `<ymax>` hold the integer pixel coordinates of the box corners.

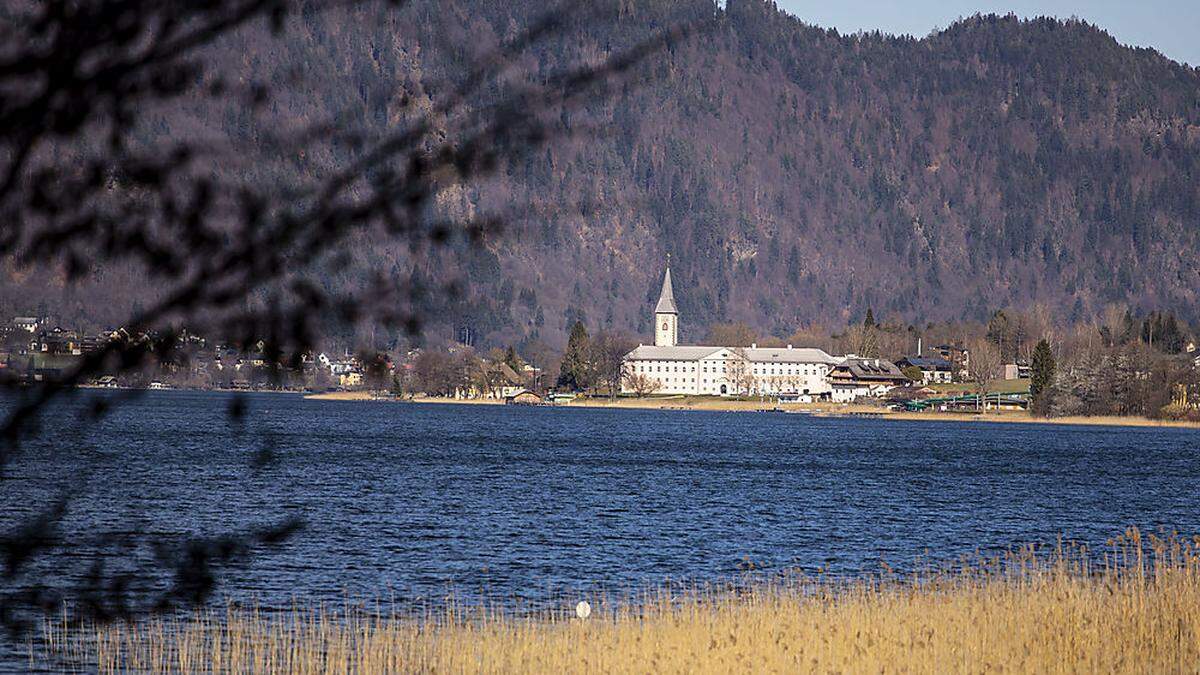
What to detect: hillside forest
<box><xmin>4</xmin><ymin>0</ymin><xmax>1199</xmax><ymax>355</ymax></box>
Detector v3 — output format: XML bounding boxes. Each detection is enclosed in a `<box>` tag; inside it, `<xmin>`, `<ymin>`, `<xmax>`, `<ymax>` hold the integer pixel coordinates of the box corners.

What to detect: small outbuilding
<box><xmin>505</xmin><ymin>390</ymin><xmax>543</xmax><ymax>406</ymax></box>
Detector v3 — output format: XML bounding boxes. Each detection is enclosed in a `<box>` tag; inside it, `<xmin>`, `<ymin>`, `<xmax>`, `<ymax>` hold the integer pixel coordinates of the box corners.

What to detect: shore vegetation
<box><xmin>37</xmin><ymin>529</ymin><xmax>1200</xmax><ymax>673</ymax></box>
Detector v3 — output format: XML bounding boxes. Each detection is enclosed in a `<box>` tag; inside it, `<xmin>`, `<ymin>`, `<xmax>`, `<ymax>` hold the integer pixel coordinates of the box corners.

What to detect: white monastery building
<box><xmin>622</xmin><ymin>266</ymin><xmax>839</xmax><ymax>399</ymax></box>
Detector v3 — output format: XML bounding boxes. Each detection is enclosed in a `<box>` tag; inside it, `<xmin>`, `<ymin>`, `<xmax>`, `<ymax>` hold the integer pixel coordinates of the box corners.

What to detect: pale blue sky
<box><xmin>775</xmin><ymin>1</ymin><xmax>1200</xmax><ymax>66</ymax></box>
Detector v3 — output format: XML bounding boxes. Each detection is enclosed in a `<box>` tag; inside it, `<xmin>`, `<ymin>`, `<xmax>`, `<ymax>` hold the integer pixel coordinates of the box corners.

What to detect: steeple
<box><xmin>653</xmin><ymin>262</ymin><xmax>678</xmax><ymax>347</ymax></box>
<box><xmin>654</xmin><ymin>266</ymin><xmax>677</xmax><ymax>315</ymax></box>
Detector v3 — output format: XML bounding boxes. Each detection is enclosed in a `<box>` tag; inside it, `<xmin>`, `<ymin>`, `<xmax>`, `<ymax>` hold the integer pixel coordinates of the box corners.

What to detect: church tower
<box><xmin>654</xmin><ymin>265</ymin><xmax>678</xmax><ymax>347</ymax></box>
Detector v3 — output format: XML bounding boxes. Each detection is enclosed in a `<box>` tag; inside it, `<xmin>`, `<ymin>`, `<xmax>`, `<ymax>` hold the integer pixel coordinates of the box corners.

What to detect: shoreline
<box><xmin>61</xmin><ymin>387</ymin><xmax>1200</xmax><ymax>430</ymax></box>
<box><xmin>375</xmin><ymin>394</ymin><xmax>1200</xmax><ymax>430</ymax></box>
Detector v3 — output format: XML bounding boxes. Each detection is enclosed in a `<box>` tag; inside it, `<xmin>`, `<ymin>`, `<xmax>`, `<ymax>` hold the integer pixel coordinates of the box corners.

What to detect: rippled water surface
<box><xmin>5</xmin><ymin>390</ymin><xmax>1200</xmax><ymax>617</ymax></box>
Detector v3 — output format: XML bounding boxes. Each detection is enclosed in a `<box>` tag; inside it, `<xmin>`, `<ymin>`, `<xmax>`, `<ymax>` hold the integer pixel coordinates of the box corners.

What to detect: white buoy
<box><xmin>575</xmin><ymin>600</ymin><xmax>591</xmax><ymax>620</ymax></box>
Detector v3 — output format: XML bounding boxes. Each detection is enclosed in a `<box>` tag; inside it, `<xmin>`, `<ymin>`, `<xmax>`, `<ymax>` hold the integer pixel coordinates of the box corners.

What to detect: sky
<box><xmin>774</xmin><ymin>1</ymin><xmax>1200</xmax><ymax>66</ymax></box>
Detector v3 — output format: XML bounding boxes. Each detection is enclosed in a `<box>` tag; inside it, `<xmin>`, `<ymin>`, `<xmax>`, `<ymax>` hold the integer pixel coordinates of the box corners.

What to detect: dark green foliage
<box><xmin>1140</xmin><ymin>311</ymin><xmax>1187</xmax><ymax>353</ymax></box>
<box><xmin>1030</xmin><ymin>339</ymin><xmax>1056</xmax><ymax>416</ymax></box>
<box><xmin>556</xmin><ymin>321</ymin><xmax>591</xmax><ymax>391</ymax></box>
<box><xmin>503</xmin><ymin>346</ymin><xmax>524</xmax><ymax>373</ymax></box>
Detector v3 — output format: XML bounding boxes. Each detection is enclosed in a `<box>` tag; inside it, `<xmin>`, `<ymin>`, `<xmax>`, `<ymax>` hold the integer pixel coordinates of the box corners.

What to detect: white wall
<box><xmin>623</xmin><ymin>354</ymin><xmax>835</xmax><ymax>397</ymax></box>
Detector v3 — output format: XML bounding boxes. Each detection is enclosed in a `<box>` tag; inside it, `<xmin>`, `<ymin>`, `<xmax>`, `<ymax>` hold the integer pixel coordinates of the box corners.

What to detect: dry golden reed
<box><xmin>37</xmin><ymin>528</ymin><xmax>1200</xmax><ymax>673</ymax></box>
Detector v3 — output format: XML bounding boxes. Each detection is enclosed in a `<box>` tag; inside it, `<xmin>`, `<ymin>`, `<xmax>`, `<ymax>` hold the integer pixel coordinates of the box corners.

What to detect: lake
<box><xmin>3</xmin><ymin>390</ymin><xmax>1199</xmax><ymax>618</ymax></box>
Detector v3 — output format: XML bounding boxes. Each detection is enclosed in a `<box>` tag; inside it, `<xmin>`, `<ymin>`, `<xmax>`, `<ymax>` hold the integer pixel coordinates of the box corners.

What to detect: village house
<box><xmin>489</xmin><ymin>362</ymin><xmax>527</xmax><ymax>399</ymax></box>
<box><xmin>520</xmin><ymin>363</ymin><xmax>543</xmax><ymax>390</ymax></box>
<box><xmin>34</xmin><ymin>327</ymin><xmax>82</xmax><ymax>356</ymax></box>
<box><xmin>505</xmin><ymin>389</ymin><xmax>543</xmax><ymax>406</ymax></box>
<box><xmin>896</xmin><ymin>356</ymin><xmax>953</xmax><ymax>384</ymax></box>
<box><xmin>933</xmin><ymin>343</ymin><xmax>971</xmax><ymax>379</ymax></box>
<box><xmin>13</xmin><ymin>317</ymin><xmax>40</xmax><ymax>333</ymax></box>
<box><xmin>451</xmin><ymin>360</ymin><xmax>528</xmax><ymax>400</ymax></box>
<box><xmin>339</xmin><ymin>370</ymin><xmax>364</xmax><ymax>389</ymax></box>
<box><xmin>1003</xmin><ymin>361</ymin><xmax>1033</xmax><ymax>380</ymax></box>
<box><xmin>80</xmin><ymin>333</ymin><xmax>111</xmax><ymax>354</ymax></box>
<box><xmin>827</xmin><ymin>357</ymin><xmax>910</xmax><ymax>403</ymax></box>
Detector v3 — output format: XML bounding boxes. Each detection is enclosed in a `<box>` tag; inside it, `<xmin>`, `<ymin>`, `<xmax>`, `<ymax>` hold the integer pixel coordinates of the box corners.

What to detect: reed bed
<box><xmin>37</xmin><ymin>529</ymin><xmax>1200</xmax><ymax>673</ymax></box>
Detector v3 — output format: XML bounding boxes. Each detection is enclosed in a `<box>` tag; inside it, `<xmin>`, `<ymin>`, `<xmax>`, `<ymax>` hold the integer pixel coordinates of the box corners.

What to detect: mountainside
<box><xmin>8</xmin><ymin>0</ymin><xmax>1200</xmax><ymax>348</ymax></box>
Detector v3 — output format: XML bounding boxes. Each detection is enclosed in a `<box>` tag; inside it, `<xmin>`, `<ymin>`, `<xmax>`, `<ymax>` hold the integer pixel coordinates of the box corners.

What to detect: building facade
<box><xmin>622</xmin><ymin>266</ymin><xmax>839</xmax><ymax>399</ymax></box>
<box><xmin>827</xmin><ymin>357</ymin><xmax>911</xmax><ymax>403</ymax></box>
<box><xmin>896</xmin><ymin>356</ymin><xmax>954</xmax><ymax>384</ymax></box>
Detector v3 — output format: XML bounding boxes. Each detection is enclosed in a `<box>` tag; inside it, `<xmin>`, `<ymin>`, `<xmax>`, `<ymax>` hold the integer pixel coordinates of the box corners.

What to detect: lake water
<box><xmin>4</xmin><ymin>390</ymin><xmax>1200</xmax><ymax>624</ymax></box>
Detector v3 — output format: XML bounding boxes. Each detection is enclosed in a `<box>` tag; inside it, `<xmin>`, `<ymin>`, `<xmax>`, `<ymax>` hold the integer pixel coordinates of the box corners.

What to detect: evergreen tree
<box><xmin>503</xmin><ymin>346</ymin><xmax>523</xmax><ymax>373</ymax></box>
<box><xmin>863</xmin><ymin>307</ymin><xmax>876</xmax><ymax>330</ymax></box>
<box><xmin>1030</xmin><ymin>339</ymin><xmax>1056</xmax><ymax>416</ymax></box>
<box><xmin>556</xmin><ymin>321</ymin><xmax>591</xmax><ymax>391</ymax></box>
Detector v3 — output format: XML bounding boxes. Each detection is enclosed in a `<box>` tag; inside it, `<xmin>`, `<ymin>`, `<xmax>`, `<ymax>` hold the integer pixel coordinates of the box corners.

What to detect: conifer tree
<box><xmin>503</xmin><ymin>346</ymin><xmax>523</xmax><ymax>373</ymax></box>
<box><xmin>557</xmin><ymin>321</ymin><xmax>591</xmax><ymax>391</ymax></box>
<box><xmin>1030</xmin><ymin>339</ymin><xmax>1056</xmax><ymax>416</ymax></box>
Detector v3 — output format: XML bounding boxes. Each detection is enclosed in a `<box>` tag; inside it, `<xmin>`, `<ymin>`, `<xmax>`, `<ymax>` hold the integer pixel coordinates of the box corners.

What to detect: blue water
<box><xmin>3</xmin><ymin>390</ymin><xmax>1200</xmax><ymax>620</ymax></box>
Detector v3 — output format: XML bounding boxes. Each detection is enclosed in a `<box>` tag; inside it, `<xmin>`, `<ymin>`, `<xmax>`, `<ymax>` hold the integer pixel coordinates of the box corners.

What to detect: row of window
<box><xmin>648</xmin><ymin>378</ymin><xmax>818</xmax><ymax>394</ymax></box>
<box><xmin>632</xmin><ymin>361</ymin><xmax>828</xmax><ymax>377</ymax></box>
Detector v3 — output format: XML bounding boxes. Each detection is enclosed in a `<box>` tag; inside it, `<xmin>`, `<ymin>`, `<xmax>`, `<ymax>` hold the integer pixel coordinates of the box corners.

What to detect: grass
<box><xmin>34</xmin><ymin>529</ymin><xmax>1200</xmax><ymax>673</ymax></box>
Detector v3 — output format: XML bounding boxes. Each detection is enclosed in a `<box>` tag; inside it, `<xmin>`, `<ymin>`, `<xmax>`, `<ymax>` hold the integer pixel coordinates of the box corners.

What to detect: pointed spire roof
<box><xmin>654</xmin><ymin>266</ymin><xmax>677</xmax><ymax>314</ymax></box>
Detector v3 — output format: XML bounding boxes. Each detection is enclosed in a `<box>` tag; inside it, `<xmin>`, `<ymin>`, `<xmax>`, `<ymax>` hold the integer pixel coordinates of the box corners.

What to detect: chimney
<box><xmin>751</xmin><ymin>343</ymin><xmax>757</xmax><ymax>349</ymax></box>
<box><xmin>917</xmin><ymin>337</ymin><xmax>922</xmax><ymax>356</ymax></box>
<box><xmin>787</xmin><ymin>344</ymin><xmax>793</xmax><ymax>350</ymax></box>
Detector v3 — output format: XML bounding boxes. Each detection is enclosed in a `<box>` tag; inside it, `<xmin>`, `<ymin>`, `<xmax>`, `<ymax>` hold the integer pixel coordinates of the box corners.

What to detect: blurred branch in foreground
<box><xmin>0</xmin><ymin>0</ymin><xmax>698</xmax><ymax>637</ymax></box>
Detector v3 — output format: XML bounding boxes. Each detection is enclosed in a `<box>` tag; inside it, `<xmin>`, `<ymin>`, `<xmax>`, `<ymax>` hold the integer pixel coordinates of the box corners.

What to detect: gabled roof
<box><xmin>625</xmin><ymin>345</ymin><xmax>838</xmax><ymax>364</ymax></box>
<box><xmin>483</xmin><ymin>361</ymin><xmax>525</xmax><ymax>385</ymax></box>
<box><xmin>831</xmin><ymin>357</ymin><xmax>908</xmax><ymax>381</ymax></box>
<box><xmin>741</xmin><ymin>347</ymin><xmax>839</xmax><ymax>364</ymax></box>
<box><xmin>886</xmin><ymin>386</ymin><xmax>937</xmax><ymax>401</ymax></box>
<box><xmin>654</xmin><ymin>267</ymin><xmax>677</xmax><ymax>314</ymax></box>
<box><xmin>898</xmin><ymin>356</ymin><xmax>953</xmax><ymax>370</ymax></box>
<box><xmin>626</xmin><ymin>345</ymin><xmax>723</xmax><ymax>361</ymax></box>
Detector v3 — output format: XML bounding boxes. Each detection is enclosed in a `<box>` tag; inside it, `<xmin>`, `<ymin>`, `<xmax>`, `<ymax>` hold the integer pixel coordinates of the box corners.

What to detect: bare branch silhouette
<box><xmin>0</xmin><ymin>0</ymin><xmax>699</xmax><ymax>640</ymax></box>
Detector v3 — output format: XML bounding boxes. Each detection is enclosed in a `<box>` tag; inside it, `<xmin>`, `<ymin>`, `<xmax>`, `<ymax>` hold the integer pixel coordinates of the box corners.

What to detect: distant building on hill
<box><xmin>13</xmin><ymin>317</ymin><xmax>39</xmax><ymax>333</ymax></box>
<box><xmin>621</xmin><ymin>265</ymin><xmax>838</xmax><ymax>400</ymax></box>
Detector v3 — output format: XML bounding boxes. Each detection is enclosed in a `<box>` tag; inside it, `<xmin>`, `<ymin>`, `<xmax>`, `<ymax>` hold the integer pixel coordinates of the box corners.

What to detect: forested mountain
<box><xmin>7</xmin><ymin>0</ymin><xmax>1200</xmax><ymax>349</ymax></box>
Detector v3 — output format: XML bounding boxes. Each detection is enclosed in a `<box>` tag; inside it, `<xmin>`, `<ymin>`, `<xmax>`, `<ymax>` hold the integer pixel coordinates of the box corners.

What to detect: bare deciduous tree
<box><xmin>725</xmin><ymin>349</ymin><xmax>756</xmax><ymax>397</ymax></box>
<box><xmin>622</xmin><ymin>365</ymin><xmax>659</xmax><ymax>398</ymax></box>
<box><xmin>965</xmin><ymin>338</ymin><xmax>1003</xmax><ymax>410</ymax></box>
<box><xmin>590</xmin><ymin>331</ymin><xmax>636</xmax><ymax>400</ymax></box>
